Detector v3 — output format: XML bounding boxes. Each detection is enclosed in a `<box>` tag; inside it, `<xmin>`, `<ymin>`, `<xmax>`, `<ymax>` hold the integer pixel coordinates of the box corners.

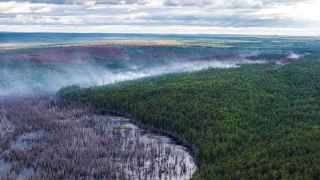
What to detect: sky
<box><xmin>0</xmin><ymin>0</ymin><xmax>319</xmax><ymax>35</ymax></box>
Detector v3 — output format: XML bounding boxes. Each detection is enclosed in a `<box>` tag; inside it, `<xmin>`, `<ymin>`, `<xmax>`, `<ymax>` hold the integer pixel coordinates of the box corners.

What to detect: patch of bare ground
<box><xmin>0</xmin><ymin>96</ymin><xmax>196</xmax><ymax>180</ymax></box>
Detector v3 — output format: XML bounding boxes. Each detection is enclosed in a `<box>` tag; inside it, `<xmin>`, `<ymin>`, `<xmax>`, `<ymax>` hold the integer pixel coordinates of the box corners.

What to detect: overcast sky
<box><xmin>0</xmin><ymin>0</ymin><xmax>319</xmax><ymax>35</ymax></box>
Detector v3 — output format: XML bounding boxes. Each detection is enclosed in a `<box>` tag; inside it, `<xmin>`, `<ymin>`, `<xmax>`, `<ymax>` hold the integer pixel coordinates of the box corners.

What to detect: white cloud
<box><xmin>0</xmin><ymin>0</ymin><xmax>319</xmax><ymax>35</ymax></box>
<box><xmin>0</xmin><ymin>1</ymin><xmax>56</xmax><ymax>13</ymax></box>
<box><xmin>164</xmin><ymin>0</ymin><xmax>264</xmax><ymax>8</ymax></box>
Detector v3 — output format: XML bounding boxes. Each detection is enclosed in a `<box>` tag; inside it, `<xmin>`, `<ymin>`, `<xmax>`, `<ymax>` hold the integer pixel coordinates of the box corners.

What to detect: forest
<box><xmin>59</xmin><ymin>57</ymin><xmax>320</xmax><ymax>179</ymax></box>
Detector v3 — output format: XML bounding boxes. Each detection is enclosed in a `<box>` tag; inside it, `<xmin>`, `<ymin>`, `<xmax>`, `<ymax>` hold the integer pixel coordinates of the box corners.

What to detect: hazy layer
<box><xmin>0</xmin><ymin>58</ymin><xmax>266</xmax><ymax>96</ymax></box>
<box><xmin>1</xmin><ymin>33</ymin><xmax>312</xmax><ymax>96</ymax></box>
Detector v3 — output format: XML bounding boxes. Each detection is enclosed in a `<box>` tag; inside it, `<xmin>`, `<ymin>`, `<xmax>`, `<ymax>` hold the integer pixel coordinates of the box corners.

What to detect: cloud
<box><xmin>164</xmin><ymin>0</ymin><xmax>263</xmax><ymax>8</ymax></box>
<box><xmin>164</xmin><ymin>0</ymin><xmax>311</xmax><ymax>8</ymax></box>
<box><xmin>0</xmin><ymin>1</ymin><xmax>57</xmax><ymax>14</ymax></box>
<box><xmin>0</xmin><ymin>0</ymin><xmax>151</xmax><ymax>5</ymax></box>
<box><xmin>0</xmin><ymin>0</ymin><xmax>318</xmax><ymax>35</ymax></box>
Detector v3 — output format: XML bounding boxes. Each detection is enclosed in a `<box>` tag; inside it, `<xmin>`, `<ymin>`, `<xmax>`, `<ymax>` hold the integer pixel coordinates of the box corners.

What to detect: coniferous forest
<box><xmin>60</xmin><ymin>58</ymin><xmax>320</xmax><ymax>180</ymax></box>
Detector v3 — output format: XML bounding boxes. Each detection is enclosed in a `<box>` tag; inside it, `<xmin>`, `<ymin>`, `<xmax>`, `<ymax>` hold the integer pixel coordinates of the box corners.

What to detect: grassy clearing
<box><xmin>60</xmin><ymin>59</ymin><xmax>320</xmax><ymax>180</ymax></box>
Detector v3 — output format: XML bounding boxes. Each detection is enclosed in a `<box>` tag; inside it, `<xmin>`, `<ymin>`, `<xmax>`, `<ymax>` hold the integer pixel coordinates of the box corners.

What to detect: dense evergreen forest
<box><xmin>59</xmin><ymin>58</ymin><xmax>320</xmax><ymax>180</ymax></box>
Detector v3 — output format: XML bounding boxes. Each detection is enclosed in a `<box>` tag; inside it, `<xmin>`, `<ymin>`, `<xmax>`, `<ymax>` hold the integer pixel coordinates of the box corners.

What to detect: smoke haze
<box><xmin>0</xmin><ymin>58</ymin><xmax>266</xmax><ymax>96</ymax></box>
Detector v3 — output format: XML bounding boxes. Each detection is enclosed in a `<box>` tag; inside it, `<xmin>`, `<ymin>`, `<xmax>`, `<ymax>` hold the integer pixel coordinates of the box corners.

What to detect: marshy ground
<box><xmin>0</xmin><ymin>96</ymin><xmax>196</xmax><ymax>180</ymax></box>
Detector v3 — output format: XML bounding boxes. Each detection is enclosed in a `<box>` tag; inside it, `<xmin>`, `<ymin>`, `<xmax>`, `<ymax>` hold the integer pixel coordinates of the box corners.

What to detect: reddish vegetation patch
<box><xmin>277</xmin><ymin>58</ymin><xmax>300</xmax><ymax>65</ymax></box>
<box><xmin>0</xmin><ymin>45</ymin><xmax>124</xmax><ymax>64</ymax></box>
<box><xmin>279</xmin><ymin>59</ymin><xmax>291</xmax><ymax>65</ymax></box>
<box><xmin>0</xmin><ymin>43</ymin><xmax>241</xmax><ymax>65</ymax></box>
<box><xmin>277</xmin><ymin>53</ymin><xmax>303</xmax><ymax>65</ymax></box>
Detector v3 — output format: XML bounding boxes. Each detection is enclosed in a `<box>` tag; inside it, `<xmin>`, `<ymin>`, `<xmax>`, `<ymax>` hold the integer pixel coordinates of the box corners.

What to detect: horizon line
<box><xmin>1</xmin><ymin>31</ymin><xmax>319</xmax><ymax>38</ymax></box>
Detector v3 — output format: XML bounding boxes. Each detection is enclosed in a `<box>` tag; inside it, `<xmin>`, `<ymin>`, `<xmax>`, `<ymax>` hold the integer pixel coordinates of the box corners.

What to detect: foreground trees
<box><xmin>0</xmin><ymin>97</ymin><xmax>195</xmax><ymax>180</ymax></box>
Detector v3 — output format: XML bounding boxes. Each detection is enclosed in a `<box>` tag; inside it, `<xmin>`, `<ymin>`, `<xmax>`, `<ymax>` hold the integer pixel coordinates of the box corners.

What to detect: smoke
<box><xmin>287</xmin><ymin>52</ymin><xmax>301</xmax><ymax>59</ymax></box>
<box><xmin>98</xmin><ymin>59</ymin><xmax>266</xmax><ymax>84</ymax></box>
<box><xmin>0</xmin><ymin>58</ymin><xmax>266</xmax><ymax>97</ymax></box>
